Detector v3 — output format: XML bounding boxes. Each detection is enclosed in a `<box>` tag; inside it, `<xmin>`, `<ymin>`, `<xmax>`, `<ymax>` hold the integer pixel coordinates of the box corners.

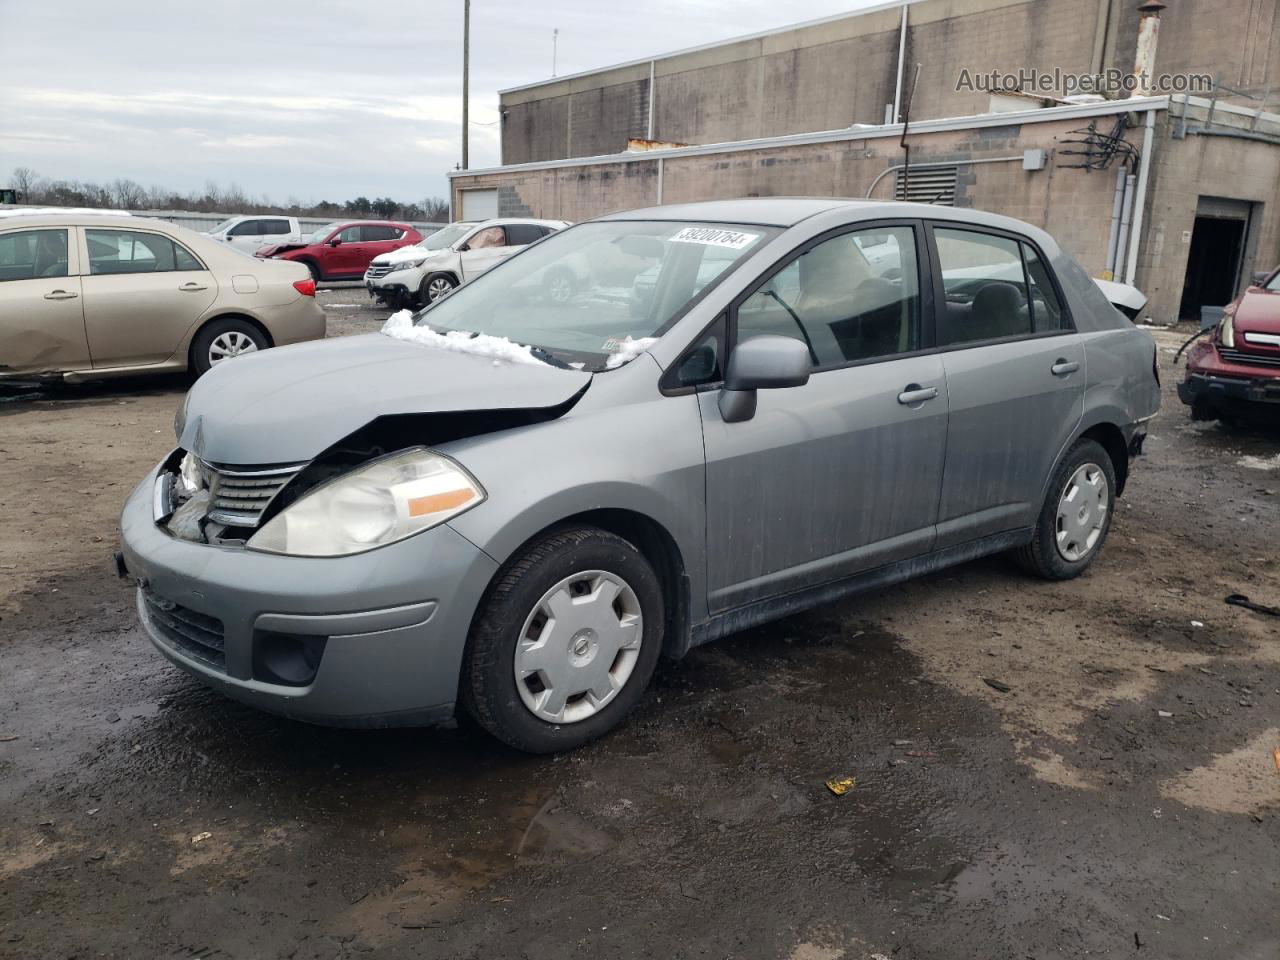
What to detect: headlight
<box><xmin>246</xmin><ymin>447</ymin><xmax>484</xmax><ymax>557</ymax></box>
<box><xmin>1219</xmin><ymin>311</ymin><xmax>1235</xmax><ymax>348</ymax></box>
<box><xmin>389</xmin><ymin>256</ymin><xmax>428</xmax><ymax>271</ymax></box>
<box><xmin>176</xmin><ymin>450</ymin><xmax>204</xmax><ymax>498</ymax></box>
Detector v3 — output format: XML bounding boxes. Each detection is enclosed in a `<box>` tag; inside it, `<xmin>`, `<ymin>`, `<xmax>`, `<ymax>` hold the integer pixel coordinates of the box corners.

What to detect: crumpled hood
<box><xmin>1231</xmin><ymin>288</ymin><xmax>1280</xmax><ymax>335</ymax></box>
<box><xmin>178</xmin><ymin>333</ymin><xmax>591</xmax><ymax>464</ymax></box>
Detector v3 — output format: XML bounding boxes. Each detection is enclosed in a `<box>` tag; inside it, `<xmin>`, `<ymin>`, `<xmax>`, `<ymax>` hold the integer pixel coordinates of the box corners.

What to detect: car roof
<box><xmin>0</xmin><ymin>212</ymin><xmax>162</xmax><ymax>230</ymax></box>
<box><xmin>475</xmin><ymin>217</ymin><xmax>567</xmax><ymax>227</ymax></box>
<box><xmin>597</xmin><ymin>197</ymin><xmax>1040</xmax><ymax>233</ymax></box>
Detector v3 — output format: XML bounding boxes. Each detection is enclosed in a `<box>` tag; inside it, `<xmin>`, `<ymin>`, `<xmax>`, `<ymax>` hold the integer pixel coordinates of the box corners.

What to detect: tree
<box><xmin>11</xmin><ymin>166</ymin><xmax>38</xmax><ymax>201</ymax></box>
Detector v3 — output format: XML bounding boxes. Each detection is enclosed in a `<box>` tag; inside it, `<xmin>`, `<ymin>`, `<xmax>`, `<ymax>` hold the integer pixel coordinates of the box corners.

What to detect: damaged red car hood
<box><xmin>1230</xmin><ymin>287</ymin><xmax>1280</xmax><ymax>336</ymax></box>
<box><xmin>177</xmin><ymin>333</ymin><xmax>591</xmax><ymax>465</ymax></box>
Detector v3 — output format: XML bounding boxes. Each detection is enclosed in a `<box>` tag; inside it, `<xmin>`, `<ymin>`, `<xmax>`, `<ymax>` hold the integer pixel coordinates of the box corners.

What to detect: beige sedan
<box><xmin>0</xmin><ymin>213</ymin><xmax>326</xmax><ymax>381</ymax></box>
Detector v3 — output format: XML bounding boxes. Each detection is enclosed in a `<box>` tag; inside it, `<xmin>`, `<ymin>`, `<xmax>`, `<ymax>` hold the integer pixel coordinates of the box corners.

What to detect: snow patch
<box><xmin>378</xmin><ymin>245</ymin><xmax>437</xmax><ymax>265</ymax></box>
<box><xmin>1239</xmin><ymin>453</ymin><xmax>1280</xmax><ymax>471</ymax></box>
<box><xmin>381</xmin><ymin>310</ymin><xmax>541</xmax><ymax>365</ymax></box>
<box><xmin>604</xmin><ymin>336</ymin><xmax>660</xmax><ymax>370</ymax></box>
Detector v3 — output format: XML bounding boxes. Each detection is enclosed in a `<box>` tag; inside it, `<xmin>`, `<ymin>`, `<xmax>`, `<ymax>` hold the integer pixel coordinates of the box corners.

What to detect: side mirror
<box><xmin>328</xmin><ymin>237</ymin><xmax>341</xmax><ymax>247</ymax></box>
<box><xmin>1251</xmin><ymin>271</ymin><xmax>1271</xmax><ymax>287</ymax></box>
<box><xmin>457</xmin><ymin>242</ymin><xmax>470</xmax><ymax>252</ymax></box>
<box><xmin>718</xmin><ymin>335</ymin><xmax>811</xmax><ymax>423</ymax></box>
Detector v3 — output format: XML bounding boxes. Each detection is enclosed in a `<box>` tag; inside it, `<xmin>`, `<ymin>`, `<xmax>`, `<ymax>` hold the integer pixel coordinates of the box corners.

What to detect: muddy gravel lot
<box><xmin>1</xmin><ymin>307</ymin><xmax>1277</xmax><ymax>960</ymax></box>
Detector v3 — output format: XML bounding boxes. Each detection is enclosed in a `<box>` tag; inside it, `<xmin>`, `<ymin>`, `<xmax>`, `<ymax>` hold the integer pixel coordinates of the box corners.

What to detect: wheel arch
<box><xmin>1077</xmin><ymin>421</ymin><xmax>1129</xmax><ymax>496</ymax></box>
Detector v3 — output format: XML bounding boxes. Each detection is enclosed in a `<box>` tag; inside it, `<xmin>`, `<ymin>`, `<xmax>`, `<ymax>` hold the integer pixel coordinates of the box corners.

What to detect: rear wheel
<box><xmin>420</xmin><ymin>273</ymin><xmax>457</xmax><ymax>305</ymax></box>
<box><xmin>461</xmin><ymin>527</ymin><xmax>664</xmax><ymax>753</ymax></box>
<box><xmin>191</xmin><ymin>318</ymin><xmax>269</xmax><ymax>376</ymax></box>
<box><xmin>1013</xmin><ymin>438</ymin><xmax>1116</xmax><ymax>580</ymax></box>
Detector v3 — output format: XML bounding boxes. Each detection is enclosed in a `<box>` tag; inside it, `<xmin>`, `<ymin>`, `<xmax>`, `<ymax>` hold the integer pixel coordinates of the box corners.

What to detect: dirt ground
<box><xmin>1</xmin><ymin>301</ymin><xmax>1277</xmax><ymax>960</ymax></box>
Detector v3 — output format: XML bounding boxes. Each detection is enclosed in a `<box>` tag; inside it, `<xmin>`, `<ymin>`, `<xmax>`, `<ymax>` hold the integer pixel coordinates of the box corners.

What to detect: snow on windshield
<box><xmin>381</xmin><ymin>309</ymin><xmax>543</xmax><ymax>365</ymax></box>
<box><xmin>604</xmin><ymin>337</ymin><xmax>660</xmax><ymax>369</ymax></box>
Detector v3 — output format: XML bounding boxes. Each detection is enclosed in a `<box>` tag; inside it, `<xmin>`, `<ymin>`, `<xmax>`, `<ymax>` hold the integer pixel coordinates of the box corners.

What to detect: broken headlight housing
<box><xmin>246</xmin><ymin>447</ymin><xmax>484</xmax><ymax>557</ymax></box>
<box><xmin>1219</xmin><ymin>310</ymin><xmax>1236</xmax><ymax>348</ymax></box>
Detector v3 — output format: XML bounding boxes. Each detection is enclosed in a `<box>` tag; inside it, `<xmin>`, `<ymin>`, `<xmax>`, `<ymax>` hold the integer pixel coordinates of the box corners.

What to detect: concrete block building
<box><xmin>450</xmin><ymin>0</ymin><xmax>1280</xmax><ymax>321</ymax></box>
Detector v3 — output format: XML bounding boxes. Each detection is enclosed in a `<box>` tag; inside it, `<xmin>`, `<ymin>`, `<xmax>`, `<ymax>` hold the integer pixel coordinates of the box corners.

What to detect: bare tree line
<box><xmin>8</xmin><ymin>167</ymin><xmax>451</xmax><ymax>223</ymax></box>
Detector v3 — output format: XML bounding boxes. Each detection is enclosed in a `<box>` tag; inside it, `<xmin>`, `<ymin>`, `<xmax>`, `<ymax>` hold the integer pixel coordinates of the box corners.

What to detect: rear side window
<box><xmin>0</xmin><ymin>229</ymin><xmax>68</xmax><ymax>281</ymax></box>
<box><xmin>934</xmin><ymin>228</ymin><xmax>1031</xmax><ymax>345</ymax></box>
<box><xmin>505</xmin><ymin>224</ymin><xmax>545</xmax><ymax>246</ymax></box>
<box><xmin>360</xmin><ymin>225</ymin><xmax>399</xmax><ymax>242</ymax></box>
<box><xmin>86</xmin><ymin>229</ymin><xmax>203</xmax><ymax>275</ymax></box>
<box><xmin>736</xmin><ymin>225</ymin><xmax>922</xmax><ymax>368</ymax></box>
<box><xmin>262</xmin><ymin>219</ymin><xmax>292</xmax><ymax>235</ymax></box>
<box><xmin>1023</xmin><ymin>244</ymin><xmax>1066</xmax><ymax>331</ymax></box>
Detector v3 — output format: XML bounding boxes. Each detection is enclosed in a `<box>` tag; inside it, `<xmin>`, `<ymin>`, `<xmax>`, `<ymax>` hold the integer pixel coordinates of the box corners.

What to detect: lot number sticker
<box><xmin>668</xmin><ymin>227</ymin><xmax>760</xmax><ymax>250</ymax></box>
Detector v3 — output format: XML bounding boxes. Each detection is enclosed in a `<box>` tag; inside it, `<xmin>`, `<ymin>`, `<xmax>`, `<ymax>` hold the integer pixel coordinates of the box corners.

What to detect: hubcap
<box><xmin>514</xmin><ymin>570</ymin><xmax>643</xmax><ymax>725</ymax></box>
<box><xmin>1055</xmin><ymin>462</ymin><xmax>1109</xmax><ymax>562</ymax></box>
<box><xmin>208</xmin><ymin>331</ymin><xmax>259</xmax><ymax>365</ymax></box>
<box><xmin>427</xmin><ymin>278</ymin><xmax>453</xmax><ymax>301</ymax></box>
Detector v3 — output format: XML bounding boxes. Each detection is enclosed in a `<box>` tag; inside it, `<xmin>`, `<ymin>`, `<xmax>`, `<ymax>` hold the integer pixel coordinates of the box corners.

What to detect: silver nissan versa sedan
<box><xmin>118</xmin><ymin>198</ymin><xmax>1161</xmax><ymax>753</ymax></box>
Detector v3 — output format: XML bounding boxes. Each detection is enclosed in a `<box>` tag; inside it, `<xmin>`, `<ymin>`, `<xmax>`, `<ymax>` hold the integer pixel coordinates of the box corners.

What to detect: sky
<box><xmin>0</xmin><ymin>0</ymin><xmax>887</xmax><ymax>207</ymax></box>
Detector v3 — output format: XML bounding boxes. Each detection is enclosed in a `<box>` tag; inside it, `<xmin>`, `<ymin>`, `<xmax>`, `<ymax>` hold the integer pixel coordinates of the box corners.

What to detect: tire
<box><xmin>190</xmin><ymin>317</ymin><xmax>269</xmax><ymax>376</ymax></box>
<box><xmin>302</xmin><ymin>260</ymin><xmax>322</xmax><ymax>283</ymax></box>
<box><xmin>461</xmin><ymin>527</ymin><xmax>665</xmax><ymax>753</ymax></box>
<box><xmin>420</xmin><ymin>273</ymin><xmax>457</xmax><ymax>304</ymax></box>
<box><xmin>543</xmin><ymin>267</ymin><xmax>576</xmax><ymax>304</ymax></box>
<box><xmin>1013</xmin><ymin>438</ymin><xmax>1117</xmax><ymax>580</ymax></box>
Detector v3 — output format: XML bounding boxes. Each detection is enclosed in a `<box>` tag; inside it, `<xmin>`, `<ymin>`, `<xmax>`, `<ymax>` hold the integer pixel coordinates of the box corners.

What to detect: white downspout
<box><xmin>1103</xmin><ymin>165</ymin><xmax>1126</xmax><ymax>279</ymax></box>
<box><xmin>892</xmin><ymin>4</ymin><xmax>908</xmax><ymax>122</ymax></box>
<box><xmin>1124</xmin><ymin>109</ymin><xmax>1156</xmax><ymax>286</ymax></box>
<box><xmin>647</xmin><ymin>60</ymin><xmax>656</xmax><ymax>140</ymax></box>
<box><xmin>656</xmin><ymin>157</ymin><xmax>664</xmax><ymax>205</ymax></box>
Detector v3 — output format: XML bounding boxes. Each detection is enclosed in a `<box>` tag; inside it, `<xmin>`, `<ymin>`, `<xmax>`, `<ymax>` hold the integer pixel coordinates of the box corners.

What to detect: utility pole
<box><xmin>552</xmin><ymin>27</ymin><xmax>558</xmax><ymax>77</ymax></box>
<box><xmin>461</xmin><ymin>0</ymin><xmax>470</xmax><ymax>170</ymax></box>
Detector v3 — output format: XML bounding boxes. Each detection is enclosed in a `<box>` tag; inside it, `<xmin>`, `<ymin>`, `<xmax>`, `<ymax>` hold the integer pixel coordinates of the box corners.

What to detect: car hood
<box><xmin>257</xmin><ymin>242</ymin><xmax>309</xmax><ymax>258</ymax></box>
<box><xmin>178</xmin><ymin>333</ymin><xmax>591</xmax><ymax>464</ymax></box>
<box><xmin>1231</xmin><ymin>288</ymin><xmax>1280</xmax><ymax>334</ymax></box>
<box><xmin>371</xmin><ymin>247</ymin><xmax>448</xmax><ymax>266</ymax></box>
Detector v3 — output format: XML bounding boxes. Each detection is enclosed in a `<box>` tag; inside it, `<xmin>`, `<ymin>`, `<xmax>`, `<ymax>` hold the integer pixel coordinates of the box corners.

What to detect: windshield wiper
<box><xmin>525</xmin><ymin>344</ymin><xmax>573</xmax><ymax>369</ymax></box>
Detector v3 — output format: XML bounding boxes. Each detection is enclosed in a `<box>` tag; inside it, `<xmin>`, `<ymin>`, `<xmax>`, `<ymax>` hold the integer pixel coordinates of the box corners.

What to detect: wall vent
<box><xmin>895</xmin><ymin>166</ymin><xmax>958</xmax><ymax>205</ymax></box>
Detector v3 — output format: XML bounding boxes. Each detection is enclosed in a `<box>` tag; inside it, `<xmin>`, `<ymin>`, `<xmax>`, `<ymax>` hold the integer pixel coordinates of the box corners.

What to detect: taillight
<box><xmin>293</xmin><ymin>279</ymin><xmax>316</xmax><ymax>297</ymax></box>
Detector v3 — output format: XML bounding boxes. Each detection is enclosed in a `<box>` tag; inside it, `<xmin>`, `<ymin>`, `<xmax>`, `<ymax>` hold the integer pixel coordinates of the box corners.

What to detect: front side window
<box><xmin>228</xmin><ymin>220</ymin><xmax>262</xmax><ymax>237</ymax></box>
<box><xmin>308</xmin><ymin>222</ymin><xmax>342</xmax><ymax>243</ymax></box>
<box><xmin>86</xmin><ymin>230</ymin><xmax>202</xmax><ymax>275</ymax></box>
<box><xmin>404</xmin><ymin>220</ymin><xmax>772</xmax><ymax>370</ymax></box>
<box><xmin>469</xmin><ymin>226</ymin><xmax>507</xmax><ymax>249</ymax></box>
<box><xmin>336</xmin><ymin>226</ymin><xmax>363</xmax><ymax>243</ymax></box>
<box><xmin>736</xmin><ymin>225</ymin><xmax>921</xmax><ymax>368</ymax></box>
<box><xmin>0</xmin><ymin>229</ymin><xmax>69</xmax><ymax>281</ymax></box>
<box><xmin>935</xmin><ymin>228</ymin><xmax>1032</xmax><ymax>346</ymax></box>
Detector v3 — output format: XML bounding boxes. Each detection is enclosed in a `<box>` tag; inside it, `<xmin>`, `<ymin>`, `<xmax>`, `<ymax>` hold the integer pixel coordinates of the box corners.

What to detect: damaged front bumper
<box><xmin>1178</xmin><ymin>371</ymin><xmax>1280</xmax><ymax>409</ymax></box>
<box><xmin>118</xmin><ymin>464</ymin><xmax>499</xmax><ymax>727</ymax></box>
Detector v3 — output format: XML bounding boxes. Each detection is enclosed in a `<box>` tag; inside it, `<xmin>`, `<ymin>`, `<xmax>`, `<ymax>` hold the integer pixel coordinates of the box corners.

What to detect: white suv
<box><xmin>364</xmin><ymin>218</ymin><xmax>569</xmax><ymax>307</ymax></box>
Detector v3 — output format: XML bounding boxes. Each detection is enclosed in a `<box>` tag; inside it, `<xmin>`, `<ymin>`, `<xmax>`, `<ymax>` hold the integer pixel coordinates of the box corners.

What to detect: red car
<box><xmin>257</xmin><ymin>220</ymin><xmax>421</xmax><ymax>282</ymax></box>
<box><xmin>1180</xmin><ymin>268</ymin><xmax>1280</xmax><ymax>420</ymax></box>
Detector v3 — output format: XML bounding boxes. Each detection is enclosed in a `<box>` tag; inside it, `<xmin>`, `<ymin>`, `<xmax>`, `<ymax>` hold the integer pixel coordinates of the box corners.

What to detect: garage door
<box><xmin>460</xmin><ymin>189</ymin><xmax>498</xmax><ymax>220</ymax></box>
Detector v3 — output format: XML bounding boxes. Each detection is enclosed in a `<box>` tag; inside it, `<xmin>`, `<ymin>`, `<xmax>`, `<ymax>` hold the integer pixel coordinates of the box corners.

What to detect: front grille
<box><xmin>366</xmin><ymin>263</ymin><xmax>395</xmax><ymax>279</ymax></box>
<box><xmin>142</xmin><ymin>589</ymin><xmax>226</xmax><ymax>671</ymax></box>
<box><xmin>1219</xmin><ymin>347</ymin><xmax>1280</xmax><ymax>369</ymax></box>
<box><xmin>205</xmin><ymin>461</ymin><xmax>305</xmax><ymax>527</ymax></box>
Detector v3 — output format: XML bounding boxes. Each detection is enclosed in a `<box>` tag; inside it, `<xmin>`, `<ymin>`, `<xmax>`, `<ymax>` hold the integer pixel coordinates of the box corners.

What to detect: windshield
<box><xmin>419</xmin><ymin>224</ymin><xmax>471</xmax><ymax>251</ymax></box>
<box><xmin>307</xmin><ymin>221</ymin><xmax>343</xmax><ymax>243</ymax></box>
<box><xmin>409</xmin><ymin>220</ymin><xmax>771</xmax><ymax>369</ymax></box>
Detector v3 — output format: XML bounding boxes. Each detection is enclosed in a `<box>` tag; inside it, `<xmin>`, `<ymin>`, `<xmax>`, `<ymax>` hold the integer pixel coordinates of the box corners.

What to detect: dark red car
<box><xmin>257</xmin><ymin>220</ymin><xmax>421</xmax><ymax>282</ymax></box>
<box><xmin>1180</xmin><ymin>268</ymin><xmax>1280</xmax><ymax>420</ymax></box>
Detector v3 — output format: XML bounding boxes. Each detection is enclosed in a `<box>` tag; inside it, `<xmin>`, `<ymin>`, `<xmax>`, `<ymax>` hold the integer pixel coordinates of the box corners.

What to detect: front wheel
<box><xmin>1013</xmin><ymin>438</ymin><xmax>1117</xmax><ymax>580</ymax></box>
<box><xmin>420</xmin><ymin>273</ymin><xmax>457</xmax><ymax>305</ymax></box>
<box><xmin>190</xmin><ymin>318</ymin><xmax>269</xmax><ymax>376</ymax></box>
<box><xmin>461</xmin><ymin>527</ymin><xmax>664</xmax><ymax>753</ymax></box>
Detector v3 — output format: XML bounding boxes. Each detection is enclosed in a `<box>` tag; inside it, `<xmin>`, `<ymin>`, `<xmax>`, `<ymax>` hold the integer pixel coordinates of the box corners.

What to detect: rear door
<box><xmin>927</xmin><ymin>223</ymin><xmax>1084</xmax><ymax>546</ymax></box>
<box><xmin>699</xmin><ymin>221</ymin><xmax>948</xmax><ymax>612</ymax></box>
<box><xmin>458</xmin><ymin>225</ymin><xmax>510</xmax><ymax>280</ymax></box>
<box><xmin>79</xmin><ymin>227</ymin><xmax>218</xmax><ymax>367</ymax></box>
<box><xmin>360</xmin><ymin>225</ymin><xmax>405</xmax><ymax>265</ymax></box>
<box><xmin>0</xmin><ymin>226</ymin><xmax>88</xmax><ymax>373</ymax></box>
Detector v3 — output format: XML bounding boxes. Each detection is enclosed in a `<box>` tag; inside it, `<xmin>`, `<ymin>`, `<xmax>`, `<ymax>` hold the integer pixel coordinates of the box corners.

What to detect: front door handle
<box><xmin>897</xmin><ymin>384</ymin><xmax>939</xmax><ymax>405</ymax></box>
<box><xmin>1051</xmin><ymin>358</ymin><xmax>1080</xmax><ymax>376</ymax></box>
<box><xmin>178</xmin><ymin>282</ymin><xmax>208</xmax><ymax>292</ymax></box>
<box><xmin>43</xmin><ymin>289</ymin><xmax>78</xmax><ymax>300</ymax></box>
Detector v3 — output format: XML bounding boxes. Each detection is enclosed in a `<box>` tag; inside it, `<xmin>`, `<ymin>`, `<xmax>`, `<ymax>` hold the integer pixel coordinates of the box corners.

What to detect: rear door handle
<box><xmin>43</xmin><ymin>289</ymin><xmax>78</xmax><ymax>300</ymax></box>
<box><xmin>178</xmin><ymin>282</ymin><xmax>208</xmax><ymax>292</ymax></box>
<box><xmin>1051</xmin><ymin>359</ymin><xmax>1080</xmax><ymax>376</ymax></box>
<box><xmin>897</xmin><ymin>384</ymin><xmax>939</xmax><ymax>405</ymax></box>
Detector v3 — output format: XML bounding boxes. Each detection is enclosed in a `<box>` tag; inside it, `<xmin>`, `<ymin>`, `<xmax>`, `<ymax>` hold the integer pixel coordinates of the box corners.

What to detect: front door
<box><xmin>699</xmin><ymin>223</ymin><xmax>948</xmax><ymax>613</ymax></box>
<box><xmin>459</xmin><ymin>225</ymin><xmax>511</xmax><ymax>281</ymax></box>
<box><xmin>80</xmin><ymin>228</ymin><xmax>218</xmax><ymax>368</ymax></box>
<box><xmin>927</xmin><ymin>224</ymin><xmax>1084</xmax><ymax>546</ymax></box>
<box><xmin>321</xmin><ymin>225</ymin><xmax>368</xmax><ymax>278</ymax></box>
<box><xmin>0</xmin><ymin>226</ymin><xmax>89</xmax><ymax>373</ymax></box>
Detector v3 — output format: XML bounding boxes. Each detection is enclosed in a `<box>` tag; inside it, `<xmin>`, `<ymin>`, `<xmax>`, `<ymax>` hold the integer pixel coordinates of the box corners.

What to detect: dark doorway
<box><xmin>1179</xmin><ymin>215</ymin><xmax>1245</xmax><ymax>319</ymax></box>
